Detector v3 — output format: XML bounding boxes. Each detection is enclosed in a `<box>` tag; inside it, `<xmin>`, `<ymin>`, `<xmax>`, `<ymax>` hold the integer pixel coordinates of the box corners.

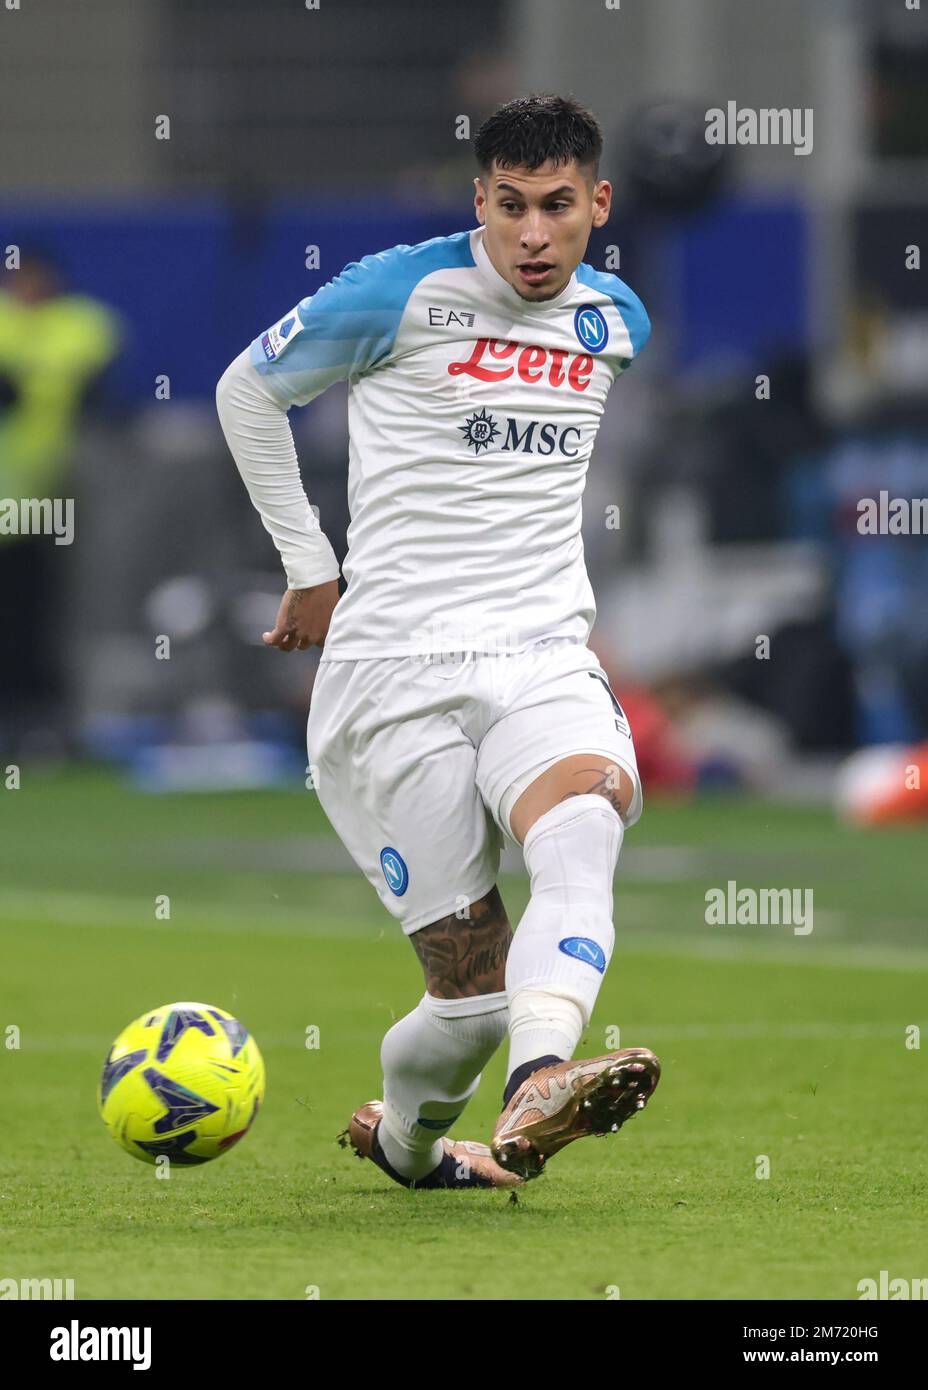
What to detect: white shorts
<box><xmin>306</xmin><ymin>638</ymin><xmax>642</xmax><ymax>935</ymax></box>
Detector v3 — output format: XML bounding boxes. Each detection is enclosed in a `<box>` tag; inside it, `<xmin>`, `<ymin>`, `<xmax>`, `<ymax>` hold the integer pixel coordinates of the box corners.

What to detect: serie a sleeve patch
<box><xmin>260</xmin><ymin>304</ymin><xmax>305</xmax><ymax>362</ymax></box>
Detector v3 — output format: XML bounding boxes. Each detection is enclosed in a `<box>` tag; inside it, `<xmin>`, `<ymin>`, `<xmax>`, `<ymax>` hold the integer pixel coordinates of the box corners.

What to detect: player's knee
<box><xmin>509</xmin><ymin>757</ymin><xmax>635</xmax><ymax>844</ymax></box>
<box><xmin>412</xmin><ymin>886</ymin><xmax>512</xmax><ymax>998</ymax></box>
<box><xmin>525</xmin><ymin>795</ymin><xmax>623</xmax><ymax>905</ymax></box>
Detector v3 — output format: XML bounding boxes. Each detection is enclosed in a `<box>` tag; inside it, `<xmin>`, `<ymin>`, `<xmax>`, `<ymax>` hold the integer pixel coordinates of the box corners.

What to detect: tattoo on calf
<box><xmin>413</xmin><ymin>886</ymin><xmax>512</xmax><ymax>999</ymax></box>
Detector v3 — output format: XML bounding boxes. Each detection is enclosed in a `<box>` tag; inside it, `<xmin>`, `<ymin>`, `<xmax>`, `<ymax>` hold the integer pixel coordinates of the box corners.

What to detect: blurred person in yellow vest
<box><xmin>0</xmin><ymin>249</ymin><xmax>120</xmax><ymax>499</ymax></box>
<box><xmin>0</xmin><ymin>249</ymin><xmax>121</xmax><ymax>742</ymax></box>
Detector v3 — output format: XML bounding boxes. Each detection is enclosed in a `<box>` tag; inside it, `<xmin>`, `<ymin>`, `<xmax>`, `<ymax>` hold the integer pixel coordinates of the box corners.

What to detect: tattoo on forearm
<box><xmin>412</xmin><ymin>886</ymin><xmax>512</xmax><ymax>999</ymax></box>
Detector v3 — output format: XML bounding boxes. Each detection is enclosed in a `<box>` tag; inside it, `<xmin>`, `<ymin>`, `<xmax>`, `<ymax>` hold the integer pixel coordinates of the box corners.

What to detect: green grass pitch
<box><xmin>1</xmin><ymin>768</ymin><xmax>925</xmax><ymax>1300</ymax></box>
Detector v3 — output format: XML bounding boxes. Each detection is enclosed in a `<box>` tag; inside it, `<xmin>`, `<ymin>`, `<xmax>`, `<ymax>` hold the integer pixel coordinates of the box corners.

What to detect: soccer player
<box><xmin>216</xmin><ymin>93</ymin><xmax>660</xmax><ymax>1190</ymax></box>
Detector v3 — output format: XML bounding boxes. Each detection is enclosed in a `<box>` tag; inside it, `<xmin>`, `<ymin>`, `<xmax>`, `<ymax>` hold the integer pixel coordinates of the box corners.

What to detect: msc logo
<box><xmin>459</xmin><ymin>407</ymin><xmax>500</xmax><ymax>454</ymax></box>
<box><xmin>459</xmin><ymin>410</ymin><xmax>582</xmax><ymax>457</ymax></box>
<box><xmin>574</xmin><ymin>304</ymin><xmax>609</xmax><ymax>353</ymax></box>
<box><xmin>380</xmin><ymin>847</ymin><xmax>409</xmax><ymax>896</ymax></box>
<box><xmin>448</xmin><ymin>338</ymin><xmax>595</xmax><ymax>392</ymax></box>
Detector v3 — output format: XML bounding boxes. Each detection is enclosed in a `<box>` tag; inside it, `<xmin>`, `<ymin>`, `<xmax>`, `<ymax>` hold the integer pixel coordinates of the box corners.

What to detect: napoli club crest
<box><xmin>574</xmin><ymin>304</ymin><xmax>609</xmax><ymax>353</ymax></box>
<box><xmin>380</xmin><ymin>847</ymin><xmax>409</xmax><ymax>896</ymax></box>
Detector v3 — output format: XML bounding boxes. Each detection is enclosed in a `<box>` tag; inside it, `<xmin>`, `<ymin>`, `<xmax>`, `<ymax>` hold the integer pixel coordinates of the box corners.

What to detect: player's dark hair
<box><xmin>474</xmin><ymin>94</ymin><xmax>603</xmax><ymax>182</ymax></box>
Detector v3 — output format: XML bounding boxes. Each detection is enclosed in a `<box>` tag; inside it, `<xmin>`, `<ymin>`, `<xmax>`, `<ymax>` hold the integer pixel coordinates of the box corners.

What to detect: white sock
<box><xmin>379</xmin><ymin>991</ymin><xmax>508</xmax><ymax>1180</ymax></box>
<box><xmin>505</xmin><ymin>794</ymin><xmax>623</xmax><ymax>1076</ymax></box>
<box><xmin>506</xmin><ymin>989</ymin><xmax>585</xmax><ymax>1074</ymax></box>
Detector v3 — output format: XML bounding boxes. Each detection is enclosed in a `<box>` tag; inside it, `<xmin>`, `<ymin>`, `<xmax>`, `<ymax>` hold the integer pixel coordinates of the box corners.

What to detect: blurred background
<box><xmin>1</xmin><ymin>0</ymin><xmax>926</xmax><ymax>825</ymax></box>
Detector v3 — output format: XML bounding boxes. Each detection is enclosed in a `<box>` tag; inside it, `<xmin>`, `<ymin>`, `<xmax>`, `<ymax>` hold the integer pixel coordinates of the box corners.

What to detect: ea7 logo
<box><xmin>429</xmin><ymin>306</ymin><xmax>475</xmax><ymax>327</ymax></box>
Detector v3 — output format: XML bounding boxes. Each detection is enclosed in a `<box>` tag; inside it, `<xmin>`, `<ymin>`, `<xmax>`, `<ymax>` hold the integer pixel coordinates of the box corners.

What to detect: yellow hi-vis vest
<box><xmin>0</xmin><ymin>290</ymin><xmax>120</xmax><ymax>513</ymax></box>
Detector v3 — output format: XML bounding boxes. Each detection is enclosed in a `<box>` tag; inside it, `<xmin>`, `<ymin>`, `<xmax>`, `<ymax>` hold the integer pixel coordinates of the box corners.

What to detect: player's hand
<box><xmin>262</xmin><ymin>580</ymin><xmax>340</xmax><ymax>652</ymax></box>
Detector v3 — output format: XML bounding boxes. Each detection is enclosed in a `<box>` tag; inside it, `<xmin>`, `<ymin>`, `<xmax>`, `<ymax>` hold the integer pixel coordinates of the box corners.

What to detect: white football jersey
<box><xmin>218</xmin><ymin>224</ymin><xmax>650</xmax><ymax>661</ymax></box>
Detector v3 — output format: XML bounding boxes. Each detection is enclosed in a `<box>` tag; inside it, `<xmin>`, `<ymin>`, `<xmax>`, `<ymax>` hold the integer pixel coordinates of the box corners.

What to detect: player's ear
<box><xmin>591</xmin><ymin>179</ymin><xmax>612</xmax><ymax>228</ymax></box>
<box><xmin>473</xmin><ymin>175</ymin><xmax>486</xmax><ymax>224</ymax></box>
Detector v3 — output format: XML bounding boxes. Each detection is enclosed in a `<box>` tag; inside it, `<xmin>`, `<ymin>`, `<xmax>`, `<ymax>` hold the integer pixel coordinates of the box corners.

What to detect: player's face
<box><xmin>474</xmin><ymin>158</ymin><xmax>612</xmax><ymax>303</ymax></box>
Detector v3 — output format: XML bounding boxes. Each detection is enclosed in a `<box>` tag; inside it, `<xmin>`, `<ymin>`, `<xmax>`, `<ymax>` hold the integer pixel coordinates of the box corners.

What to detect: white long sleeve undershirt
<box><xmin>215</xmin><ymin>348</ymin><xmax>341</xmax><ymax>591</ymax></box>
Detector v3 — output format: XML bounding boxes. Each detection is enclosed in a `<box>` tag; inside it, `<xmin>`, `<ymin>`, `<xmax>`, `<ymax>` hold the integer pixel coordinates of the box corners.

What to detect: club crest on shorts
<box><xmin>558</xmin><ymin>936</ymin><xmax>606</xmax><ymax>973</ymax></box>
<box><xmin>380</xmin><ymin>847</ymin><xmax>409</xmax><ymax>896</ymax></box>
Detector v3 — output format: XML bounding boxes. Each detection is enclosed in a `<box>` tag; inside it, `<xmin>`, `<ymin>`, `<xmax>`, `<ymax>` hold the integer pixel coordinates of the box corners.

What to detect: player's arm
<box><xmin>216</xmin><ymin>252</ymin><xmax>400</xmax><ymax>651</ymax></box>
<box><xmin>216</xmin><ymin>348</ymin><xmax>341</xmax><ymax>650</ymax></box>
<box><xmin>612</xmin><ymin>280</ymin><xmax>651</xmax><ymax>377</ymax></box>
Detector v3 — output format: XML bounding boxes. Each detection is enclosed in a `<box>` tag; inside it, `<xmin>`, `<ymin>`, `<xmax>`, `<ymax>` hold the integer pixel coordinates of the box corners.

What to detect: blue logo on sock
<box><xmin>558</xmin><ymin>937</ymin><xmax>606</xmax><ymax>973</ymax></box>
<box><xmin>417</xmin><ymin>1114</ymin><xmax>460</xmax><ymax>1131</ymax></box>
<box><xmin>380</xmin><ymin>847</ymin><xmax>409</xmax><ymax>896</ymax></box>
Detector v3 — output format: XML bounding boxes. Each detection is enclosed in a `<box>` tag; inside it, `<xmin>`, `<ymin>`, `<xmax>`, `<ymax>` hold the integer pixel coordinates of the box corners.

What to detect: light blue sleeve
<box><xmin>249</xmin><ymin>232</ymin><xmax>475</xmax><ymax>408</ymax></box>
<box><xmin>576</xmin><ymin>263</ymin><xmax>651</xmax><ymax>370</ymax></box>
